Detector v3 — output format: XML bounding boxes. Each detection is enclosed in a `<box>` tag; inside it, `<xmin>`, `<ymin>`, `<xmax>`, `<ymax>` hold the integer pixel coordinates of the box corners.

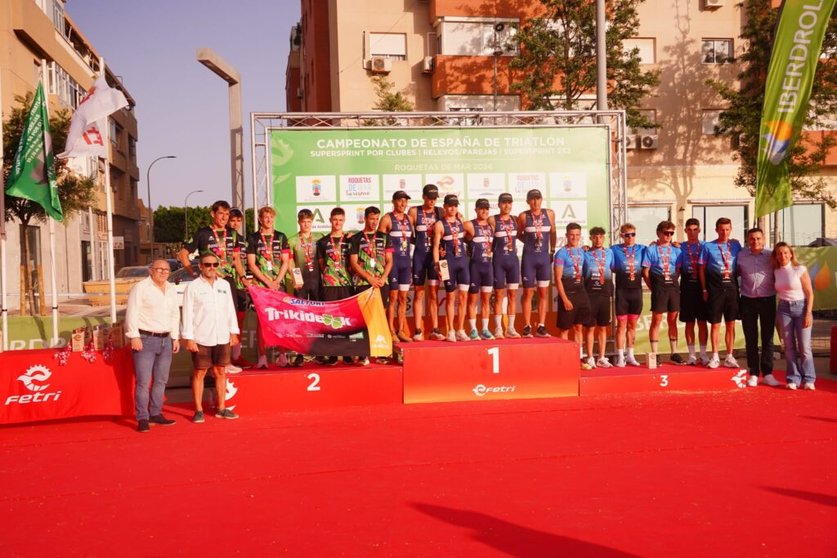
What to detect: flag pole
<box><xmin>0</xmin><ymin>66</ymin><xmax>8</xmax><ymax>351</ymax></box>
<box><xmin>40</xmin><ymin>61</ymin><xmax>59</xmax><ymax>345</ymax></box>
<box><xmin>99</xmin><ymin>58</ymin><xmax>117</xmax><ymax>324</ymax></box>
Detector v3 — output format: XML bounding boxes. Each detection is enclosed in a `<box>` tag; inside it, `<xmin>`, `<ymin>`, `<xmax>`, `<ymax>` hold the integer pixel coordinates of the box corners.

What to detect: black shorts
<box><xmin>615</xmin><ymin>288</ymin><xmax>643</xmax><ymax>317</ymax></box>
<box><xmin>556</xmin><ymin>283</ymin><xmax>590</xmax><ymax>329</ymax></box>
<box><xmin>295</xmin><ymin>278</ymin><xmax>321</xmax><ymax>301</ymax></box>
<box><xmin>224</xmin><ymin>277</ymin><xmax>248</xmax><ymax>312</ymax></box>
<box><xmin>585</xmin><ymin>293</ymin><xmax>612</xmax><ymax>327</ymax></box>
<box><xmin>355</xmin><ymin>283</ymin><xmax>390</xmax><ymax>303</ymax></box>
<box><xmin>192</xmin><ymin>343</ymin><xmax>231</xmax><ymax>369</ymax></box>
<box><xmin>321</xmin><ymin>285</ymin><xmax>354</xmax><ymax>302</ymax></box>
<box><xmin>708</xmin><ymin>286</ymin><xmax>739</xmax><ymax>324</ymax></box>
<box><xmin>679</xmin><ymin>281</ymin><xmax>708</xmax><ymax>323</ymax></box>
<box><xmin>650</xmin><ymin>279</ymin><xmax>680</xmax><ymax>314</ymax></box>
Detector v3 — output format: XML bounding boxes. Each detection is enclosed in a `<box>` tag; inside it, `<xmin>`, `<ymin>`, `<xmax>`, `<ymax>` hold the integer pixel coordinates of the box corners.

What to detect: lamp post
<box><xmin>146</xmin><ymin>155</ymin><xmax>176</xmax><ymax>259</ymax></box>
<box><xmin>184</xmin><ymin>189</ymin><xmax>204</xmax><ymax>240</ymax></box>
<box><xmin>196</xmin><ymin>47</ymin><xmax>243</xmax><ymax>212</ymax></box>
<box><xmin>492</xmin><ymin>23</ymin><xmax>505</xmax><ymax>111</ymax></box>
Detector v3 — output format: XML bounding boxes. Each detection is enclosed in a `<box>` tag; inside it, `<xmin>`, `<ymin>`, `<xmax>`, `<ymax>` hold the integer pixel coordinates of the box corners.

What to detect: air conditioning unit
<box><xmin>625</xmin><ymin>134</ymin><xmax>638</xmax><ymax>150</ymax></box>
<box><xmin>704</xmin><ymin>0</ymin><xmax>724</xmax><ymax>8</ymax></box>
<box><xmin>422</xmin><ymin>56</ymin><xmax>434</xmax><ymax>73</ymax></box>
<box><xmin>367</xmin><ymin>56</ymin><xmax>392</xmax><ymax>73</ymax></box>
<box><xmin>640</xmin><ymin>134</ymin><xmax>659</xmax><ymax>149</ymax></box>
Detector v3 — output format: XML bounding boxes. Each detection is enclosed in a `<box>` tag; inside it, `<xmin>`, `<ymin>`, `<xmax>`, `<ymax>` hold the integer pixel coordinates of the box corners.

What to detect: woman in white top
<box><xmin>771</xmin><ymin>242</ymin><xmax>816</xmax><ymax>390</ymax></box>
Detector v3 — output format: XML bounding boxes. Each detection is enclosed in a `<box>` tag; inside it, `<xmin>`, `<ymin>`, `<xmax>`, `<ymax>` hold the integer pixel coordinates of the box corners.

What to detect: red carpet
<box><xmin>1</xmin><ymin>383</ymin><xmax>836</xmax><ymax>557</ymax></box>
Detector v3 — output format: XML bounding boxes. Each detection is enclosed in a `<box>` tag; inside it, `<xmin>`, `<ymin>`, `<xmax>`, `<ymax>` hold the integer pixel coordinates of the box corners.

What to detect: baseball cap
<box><xmin>475</xmin><ymin>198</ymin><xmax>491</xmax><ymax>209</ymax></box>
<box><xmin>422</xmin><ymin>184</ymin><xmax>439</xmax><ymax>199</ymax></box>
<box><xmin>498</xmin><ymin>193</ymin><xmax>513</xmax><ymax>203</ymax></box>
<box><xmin>443</xmin><ymin>194</ymin><xmax>459</xmax><ymax>206</ymax></box>
<box><xmin>392</xmin><ymin>190</ymin><xmax>411</xmax><ymax>201</ymax></box>
<box><xmin>526</xmin><ymin>189</ymin><xmax>543</xmax><ymax>200</ymax></box>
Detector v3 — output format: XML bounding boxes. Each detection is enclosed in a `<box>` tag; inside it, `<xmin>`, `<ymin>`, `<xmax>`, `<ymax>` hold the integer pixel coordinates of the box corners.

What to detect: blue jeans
<box><xmin>132</xmin><ymin>334</ymin><xmax>173</xmax><ymax>420</ymax></box>
<box><xmin>776</xmin><ymin>299</ymin><xmax>815</xmax><ymax>385</ymax></box>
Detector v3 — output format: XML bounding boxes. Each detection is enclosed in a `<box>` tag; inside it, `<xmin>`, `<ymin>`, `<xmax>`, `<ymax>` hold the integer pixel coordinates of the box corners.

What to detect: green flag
<box><xmin>755</xmin><ymin>0</ymin><xmax>837</xmax><ymax>218</ymax></box>
<box><xmin>6</xmin><ymin>82</ymin><xmax>63</xmax><ymax>222</ymax></box>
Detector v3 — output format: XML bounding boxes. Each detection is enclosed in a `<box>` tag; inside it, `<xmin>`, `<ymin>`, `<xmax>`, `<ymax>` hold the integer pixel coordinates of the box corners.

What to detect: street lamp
<box><xmin>146</xmin><ymin>155</ymin><xmax>176</xmax><ymax>259</ymax></box>
<box><xmin>184</xmin><ymin>189</ymin><xmax>204</xmax><ymax>240</ymax></box>
<box><xmin>492</xmin><ymin>23</ymin><xmax>505</xmax><ymax>111</ymax></box>
<box><xmin>196</xmin><ymin>47</ymin><xmax>244</xmax><ymax>212</ymax></box>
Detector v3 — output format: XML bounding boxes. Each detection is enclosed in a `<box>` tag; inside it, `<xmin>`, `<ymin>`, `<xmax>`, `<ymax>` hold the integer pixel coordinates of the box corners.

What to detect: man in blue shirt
<box><xmin>736</xmin><ymin>227</ymin><xmax>780</xmax><ymax>386</ymax></box>
<box><xmin>583</xmin><ymin>226</ymin><xmax>614</xmax><ymax>368</ymax></box>
<box><xmin>611</xmin><ymin>223</ymin><xmax>646</xmax><ymax>367</ymax></box>
<box><xmin>699</xmin><ymin>217</ymin><xmax>743</xmax><ymax>369</ymax></box>
<box><xmin>677</xmin><ymin>218</ymin><xmax>709</xmax><ymax>365</ymax></box>
<box><xmin>554</xmin><ymin>223</ymin><xmax>590</xmax><ymax>353</ymax></box>
<box><xmin>642</xmin><ymin>220</ymin><xmax>683</xmax><ymax>364</ymax></box>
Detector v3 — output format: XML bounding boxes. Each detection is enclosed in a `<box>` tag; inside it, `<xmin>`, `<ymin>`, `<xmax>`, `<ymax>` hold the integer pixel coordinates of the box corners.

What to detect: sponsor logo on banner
<box><xmin>551</xmin><ymin>201</ymin><xmax>588</xmax><ymax>226</ymax></box>
<box><xmin>6</xmin><ymin>364</ymin><xmax>62</xmax><ymax>405</ymax></box>
<box><xmin>224</xmin><ymin>379</ymin><xmax>238</xmax><ymax>412</ymax></box>
<box><xmin>472</xmin><ymin>383</ymin><xmax>517</xmax><ymax>397</ymax></box>
<box><xmin>730</xmin><ymin>370</ymin><xmax>748</xmax><ymax>389</ymax></box>
<box><xmin>426</xmin><ymin>173</ymin><xmax>463</xmax><ymax>197</ymax></box>
<box><xmin>340</xmin><ymin>175</ymin><xmax>379</xmax><ymax>201</ymax></box>
<box><xmin>372</xmin><ymin>334</ymin><xmax>389</xmax><ymax>351</ymax></box>
<box><xmin>383</xmin><ymin>174</ymin><xmax>422</xmax><ymax>200</ymax></box>
<box><xmin>296</xmin><ymin>175</ymin><xmax>337</xmax><ymax>203</ymax></box>
<box><xmin>466</xmin><ymin>173</ymin><xmax>505</xmax><ymax>203</ymax></box>
<box><xmin>264</xmin><ymin>305</ymin><xmax>352</xmax><ymax>329</ymax></box>
<box><xmin>549</xmin><ymin>172</ymin><xmax>587</xmax><ymax>198</ymax></box>
<box><xmin>510</xmin><ymin>173</ymin><xmax>546</xmax><ymax>198</ymax></box>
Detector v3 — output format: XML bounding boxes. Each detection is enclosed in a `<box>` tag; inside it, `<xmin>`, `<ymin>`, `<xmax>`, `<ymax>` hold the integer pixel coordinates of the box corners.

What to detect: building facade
<box><xmin>287</xmin><ymin>0</ymin><xmax>836</xmax><ymax>245</ymax></box>
<box><xmin>1</xmin><ymin>0</ymin><xmax>141</xmax><ymax>311</ymax></box>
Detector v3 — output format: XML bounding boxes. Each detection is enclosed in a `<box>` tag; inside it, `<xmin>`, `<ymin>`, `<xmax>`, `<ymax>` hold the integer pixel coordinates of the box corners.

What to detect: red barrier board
<box><xmin>579</xmin><ymin>364</ymin><xmax>749</xmax><ymax>396</ymax></box>
<box><xmin>401</xmin><ymin>338</ymin><xmax>580</xmax><ymax>404</ymax></box>
<box><xmin>0</xmin><ymin>348</ymin><xmax>134</xmax><ymax>425</ymax></box>
<box><xmin>223</xmin><ymin>363</ymin><xmax>403</xmax><ymax>413</ymax></box>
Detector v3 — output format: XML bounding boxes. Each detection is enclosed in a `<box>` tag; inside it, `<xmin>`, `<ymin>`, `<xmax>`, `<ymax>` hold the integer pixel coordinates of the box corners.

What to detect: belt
<box><xmin>139</xmin><ymin>329</ymin><xmax>170</xmax><ymax>338</ymax></box>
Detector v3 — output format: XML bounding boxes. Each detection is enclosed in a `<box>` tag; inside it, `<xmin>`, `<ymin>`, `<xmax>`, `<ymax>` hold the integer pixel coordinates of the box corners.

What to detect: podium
<box><xmin>579</xmin><ymin>364</ymin><xmax>749</xmax><ymax>396</ymax></box>
<box><xmin>401</xmin><ymin>337</ymin><xmax>580</xmax><ymax>404</ymax></box>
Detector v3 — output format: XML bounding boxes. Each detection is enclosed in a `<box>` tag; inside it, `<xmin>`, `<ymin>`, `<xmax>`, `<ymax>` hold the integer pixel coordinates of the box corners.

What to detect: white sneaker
<box><xmin>787</xmin><ymin>382</ymin><xmax>798</xmax><ymax>390</ymax></box>
<box><xmin>493</xmin><ymin>327</ymin><xmax>505</xmax><ymax>340</ymax></box>
<box><xmin>625</xmin><ymin>355</ymin><xmax>641</xmax><ymax>367</ymax></box>
<box><xmin>707</xmin><ymin>356</ymin><xmax>720</xmax><ymax>369</ymax></box>
<box><xmin>596</xmin><ymin>356</ymin><xmax>613</xmax><ymax>368</ymax></box>
<box><xmin>686</xmin><ymin>355</ymin><xmax>698</xmax><ymax>366</ymax></box>
<box><xmin>747</xmin><ymin>375</ymin><xmax>759</xmax><ymax>388</ymax></box>
<box><xmin>763</xmin><ymin>374</ymin><xmax>781</xmax><ymax>387</ymax></box>
<box><xmin>457</xmin><ymin>330</ymin><xmax>471</xmax><ymax>342</ymax></box>
<box><xmin>581</xmin><ymin>360</ymin><xmax>593</xmax><ymax>371</ymax></box>
<box><xmin>505</xmin><ymin>328</ymin><xmax>521</xmax><ymax>339</ymax></box>
<box><xmin>446</xmin><ymin>330</ymin><xmax>457</xmax><ymax>343</ymax></box>
<box><xmin>412</xmin><ymin>330</ymin><xmax>424</xmax><ymax>342</ymax></box>
<box><xmin>723</xmin><ymin>354</ymin><xmax>740</xmax><ymax>368</ymax></box>
<box><xmin>585</xmin><ymin>356</ymin><xmax>596</xmax><ymax>369</ymax></box>
<box><xmin>359</xmin><ymin>357</ymin><xmax>370</xmax><ymax>367</ymax></box>
<box><xmin>225</xmin><ymin>363</ymin><xmax>242</xmax><ymax>374</ymax></box>
<box><xmin>803</xmin><ymin>382</ymin><xmax>816</xmax><ymax>391</ymax></box>
<box><xmin>614</xmin><ymin>356</ymin><xmax>626</xmax><ymax>368</ymax></box>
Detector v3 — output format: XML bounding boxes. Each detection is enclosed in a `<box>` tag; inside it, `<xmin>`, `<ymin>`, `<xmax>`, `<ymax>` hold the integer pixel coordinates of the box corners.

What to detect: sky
<box><xmin>68</xmin><ymin>0</ymin><xmax>301</xmax><ymax>211</ymax></box>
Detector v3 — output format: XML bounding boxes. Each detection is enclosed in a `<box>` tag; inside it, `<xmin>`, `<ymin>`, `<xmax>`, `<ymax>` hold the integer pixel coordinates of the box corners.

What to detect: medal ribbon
<box><xmin>449</xmin><ymin>219</ymin><xmax>461</xmax><ymax>256</ymax></box>
<box><xmin>397</xmin><ymin>214</ymin><xmax>410</xmax><ymax>253</ymax></box>
<box><xmin>421</xmin><ymin>210</ymin><xmax>435</xmax><ymax>250</ymax></box>
<box><xmin>212</xmin><ymin>228</ymin><xmax>227</xmax><ymax>260</ymax></box>
<box><xmin>569</xmin><ymin>248</ymin><xmax>582</xmax><ymax>281</ymax></box>
<box><xmin>259</xmin><ymin>232</ymin><xmax>273</xmax><ymax>262</ymax></box>
<box><xmin>623</xmin><ymin>244</ymin><xmax>636</xmax><ymax>281</ymax></box>
<box><xmin>718</xmin><ymin>240</ymin><xmax>731</xmax><ymax>279</ymax></box>
<box><xmin>686</xmin><ymin>241</ymin><xmax>700</xmax><ymax>279</ymax></box>
<box><xmin>499</xmin><ymin>216</ymin><xmax>515</xmax><ymax>252</ymax></box>
<box><xmin>532</xmin><ymin>212</ymin><xmax>544</xmax><ymax>247</ymax></box>
<box><xmin>593</xmin><ymin>248</ymin><xmax>606</xmax><ymax>283</ymax></box>
<box><xmin>364</xmin><ymin>231</ymin><xmax>377</xmax><ymax>261</ymax></box>
<box><xmin>660</xmin><ymin>243</ymin><xmax>671</xmax><ymax>281</ymax></box>
<box><xmin>479</xmin><ymin>222</ymin><xmax>492</xmax><ymax>259</ymax></box>
<box><xmin>330</xmin><ymin>235</ymin><xmax>343</xmax><ymax>268</ymax></box>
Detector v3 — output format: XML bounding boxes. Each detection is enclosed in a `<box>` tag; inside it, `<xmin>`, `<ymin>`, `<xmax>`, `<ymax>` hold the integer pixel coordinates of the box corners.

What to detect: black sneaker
<box><xmin>149</xmin><ymin>414</ymin><xmax>175</xmax><ymax>426</ymax></box>
<box><xmin>343</xmin><ymin>356</ymin><xmax>354</xmax><ymax>365</ymax></box>
<box><xmin>192</xmin><ymin>411</ymin><xmax>205</xmax><ymax>424</ymax></box>
<box><xmin>535</xmin><ymin>325</ymin><xmax>550</xmax><ymax>338</ymax></box>
<box><xmin>137</xmin><ymin>419</ymin><xmax>150</xmax><ymax>433</ymax></box>
<box><xmin>670</xmin><ymin>353</ymin><xmax>685</xmax><ymax>365</ymax></box>
<box><xmin>215</xmin><ymin>408</ymin><xmax>239</xmax><ymax>420</ymax></box>
<box><xmin>522</xmin><ymin>325</ymin><xmax>533</xmax><ymax>338</ymax></box>
<box><xmin>293</xmin><ymin>354</ymin><xmax>305</xmax><ymax>367</ymax></box>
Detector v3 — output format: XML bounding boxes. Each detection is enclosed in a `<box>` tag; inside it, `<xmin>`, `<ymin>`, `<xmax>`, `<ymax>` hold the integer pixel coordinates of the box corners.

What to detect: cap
<box><xmin>498</xmin><ymin>193</ymin><xmax>513</xmax><ymax>203</ymax></box>
<box><xmin>526</xmin><ymin>189</ymin><xmax>543</xmax><ymax>200</ymax></box>
<box><xmin>475</xmin><ymin>198</ymin><xmax>491</xmax><ymax>210</ymax></box>
<box><xmin>422</xmin><ymin>184</ymin><xmax>439</xmax><ymax>199</ymax></box>
<box><xmin>443</xmin><ymin>194</ymin><xmax>459</xmax><ymax>206</ymax></box>
<box><xmin>392</xmin><ymin>190</ymin><xmax>411</xmax><ymax>201</ymax></box>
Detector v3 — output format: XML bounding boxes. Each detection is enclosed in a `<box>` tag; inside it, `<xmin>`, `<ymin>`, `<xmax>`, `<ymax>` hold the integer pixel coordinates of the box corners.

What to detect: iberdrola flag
<box><xmin>6</xmin><ymin>82</ymin><xmax>63</xmax><ymax>222</ymax></box>
<box><xmin>756</xmin><ymin>0</ymin><xmax>837</xmax><ymax>218</ymax></box>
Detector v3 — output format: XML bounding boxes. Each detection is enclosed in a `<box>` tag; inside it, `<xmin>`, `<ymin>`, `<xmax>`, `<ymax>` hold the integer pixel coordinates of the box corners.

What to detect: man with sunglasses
<box><xmin>642</xmin><ymin>221</ymin><xmax>683</xmax><ymax>364</ymax></box>
<box><xmin>677</xmin><ymin>218</ymin><xmax>710</xmax><ymax>365</ymax></box>
<box><xmin>611</xmin><ymin>223</ymin><xmax>646</xmax><ymax>367</ymax></box>
<box><xmin>181</xmin><ymin>252</ymin><xmax>241</xmax><ymax>423</ymax></box>
<box><xmin>699</xmin><ymin>217</ymin><xmax>743</xmax><ymax>369</ymax></box>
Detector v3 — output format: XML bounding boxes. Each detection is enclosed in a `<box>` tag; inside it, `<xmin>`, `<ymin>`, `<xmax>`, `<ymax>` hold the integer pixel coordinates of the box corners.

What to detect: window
<box><xmin>702</xmin><ymin>39</ymin><xmax>733</xmax><ymax>64</ymax></box>
<box><xmin>702</xmin><ymin>110</ymin><xmax>722</xmax><ymax>135</ymax></box>
<box><xmin>48</xmin><ymin>62</ymin><xmax>85</xmax><ymax>110</ymax></box>
<box><xmin>109</xmin><ymin>120</ymin><xmax>122</xmax><ymax>145</ymax></box>
<box><xmin>369</xmin><ymin>33</ymin><xmax>407</xmax><ymax>60</ymax></box>
<box><xmin>624</xmin><ymin>38</ymin><xmax>656</xmax><ymax>64</ymax></box>
<box><xmin>128</xmin><ymin>136</ymin><xmax>137</xmax><ymax>158</ymax></box>
<box><xmin>627</xmin><ymin>205</ymin><xmax>671</xmax><ymax>243</ymax></box>
<box><xmin>691</xmin><ymin>205</ymin><xmax>749</xmax><ymax>242</ymax></box>
<box><xmin>770</xmin><ymin>204</ymin><xmax>824</xmax><ymax>246</ymax></box>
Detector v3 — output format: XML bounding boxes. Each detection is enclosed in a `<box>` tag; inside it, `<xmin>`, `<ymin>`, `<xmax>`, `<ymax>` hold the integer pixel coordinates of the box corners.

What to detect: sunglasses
<box><xmin>201</xmin><ymin>262</ymin><xmax>220</xmax><ymax>268</ymax></box>
<box><xmin>662</xmin><ymin>230</ymin><xmax>675</xmax><ymax>236</ymax></box>
<box><xmin>622</xmin><ymin>232</ymin><xmax>636</xmax><ymax>238</ymax></box>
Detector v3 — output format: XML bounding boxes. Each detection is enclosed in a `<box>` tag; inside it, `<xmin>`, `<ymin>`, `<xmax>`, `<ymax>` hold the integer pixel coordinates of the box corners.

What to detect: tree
<box><xmin>509</xmin><ymin>0</ymin><xmax>659</xmax><ymax>129</ymax></box>
<box><xmin>363</xmin><ymin>75</ymin><xmax>414</xmax><ymax>126</ymax></box>
<box><xmin>153</xmin><ymin>205</ymin><xmax>211</xmax><ymax>243</ymax></box>
<box><xmin>3</xmin><ymin>92</ymin><xmax>95</xmax><ymax>313</ymax></box>
<box><xmin>709</xmin><ymin>0</ymin><xmax>837</xmax><ymax>213</ymax></box>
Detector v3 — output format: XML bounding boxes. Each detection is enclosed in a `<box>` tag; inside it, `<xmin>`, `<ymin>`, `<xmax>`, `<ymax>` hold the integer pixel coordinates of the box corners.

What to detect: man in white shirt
<box><xmin>125</xmin><ymin>259</ymin><xmax>181</xmax><ymax>433</ymax></box>
<box><xmin>181</xmin><ymin>252</ymin><xmax>241</xmax><ymax>422</ymax></box>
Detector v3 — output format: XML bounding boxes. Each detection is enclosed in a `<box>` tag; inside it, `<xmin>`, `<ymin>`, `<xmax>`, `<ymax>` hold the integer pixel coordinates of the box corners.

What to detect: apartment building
<box><xmin>1</xmin><ymin>0</ymin><xmax>141</xmax><ymax>310</ymax></box>
<box><xmin>287</xmin><ymin>0</ymin><xmax>836</xmax><ymax>244</ymax></box>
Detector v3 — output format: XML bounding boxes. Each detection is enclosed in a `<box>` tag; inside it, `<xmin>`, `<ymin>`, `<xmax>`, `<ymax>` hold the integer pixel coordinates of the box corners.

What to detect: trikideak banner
<box><xmin>796</xmin><ymin>246</ymin><xmax>837</xmax><ymax>311</ymax></box>
<box><xmin>269</xmin><ymin>126</ymin><xmax>611</xmax><ymax>242</ymax></box>
<box><xmin>755</xmin><ymin>0</ymin><xmax>837</xmax><ymax>218</ymax></box>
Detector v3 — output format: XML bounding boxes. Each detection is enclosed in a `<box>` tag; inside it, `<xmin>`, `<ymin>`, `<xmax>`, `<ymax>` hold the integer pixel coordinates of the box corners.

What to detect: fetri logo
<box><xmin>6</xmin><ymin>365</ymin><xmax>62</xmax><ymax>405</ymax></box>
<box><xmin>762</xmin><ymin>120</ymin><xmax>793</xmax><ymax>165</ymax></box>
<box><xmin>472</xmin><ymin>384</ymin><xmax>517</xmax><ymax>397</ymax></box>
<box><xmin>730</xmin><ymin>370</ymin><xmax>748</xmax><ymax>389</ymax></box>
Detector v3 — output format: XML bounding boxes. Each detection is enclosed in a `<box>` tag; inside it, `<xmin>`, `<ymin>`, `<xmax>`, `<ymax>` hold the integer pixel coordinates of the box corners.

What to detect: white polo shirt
<box><xmin>180</xmin><ymin>275</ymin><xmax>240</xmax><ymax>346</ymax></box>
